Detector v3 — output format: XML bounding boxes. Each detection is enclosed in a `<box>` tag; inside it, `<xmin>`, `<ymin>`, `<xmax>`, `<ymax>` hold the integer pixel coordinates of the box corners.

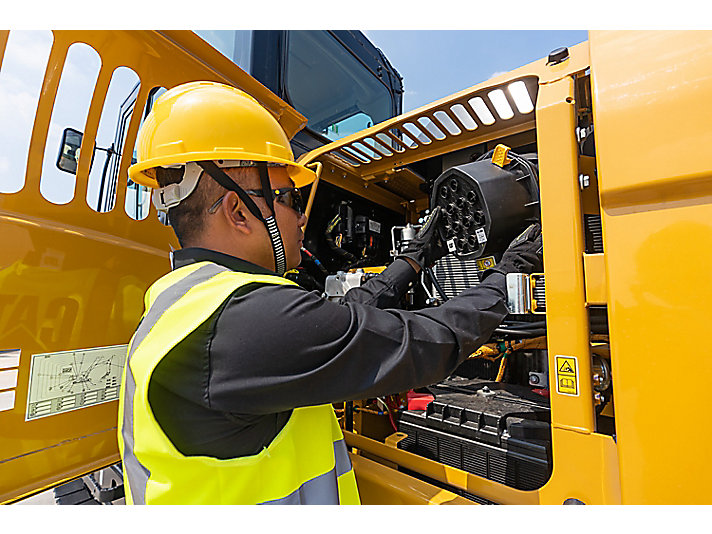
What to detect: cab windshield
<box><xmin>285</xmin><ymin>31</ymin><xmax>394</xmax><ymax>141</ymax></box>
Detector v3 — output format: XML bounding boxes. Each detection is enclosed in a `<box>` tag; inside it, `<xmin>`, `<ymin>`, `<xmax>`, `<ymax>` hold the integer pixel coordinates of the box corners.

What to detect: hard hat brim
<box><xmin>129</xmin><ymin>153</ymin><xmax>317</xmax><ymax>190</ymax></box>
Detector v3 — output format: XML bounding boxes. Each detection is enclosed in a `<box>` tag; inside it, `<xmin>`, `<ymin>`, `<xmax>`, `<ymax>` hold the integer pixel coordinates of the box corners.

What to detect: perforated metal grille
<box><xmin>325</xmin><ymin>77</ymin><xmax>539</xmax><ymax>172</ymax></box>
<box><xmin>431</xmin><ymin>255</ymin><xmax>484</xmax><ymax>300</ymax></box>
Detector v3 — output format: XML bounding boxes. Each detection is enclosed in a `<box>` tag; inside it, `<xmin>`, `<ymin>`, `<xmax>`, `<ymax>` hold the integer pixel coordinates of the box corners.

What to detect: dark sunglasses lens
<box><xmin>292</xmin><ymin>189</ymin><xmax>304</xmax><ymax>213</ymax></box>
<box><xmin>277</xmin><ymin>189</ymin><xmax>303</xmax><ymax>214</ymax></box>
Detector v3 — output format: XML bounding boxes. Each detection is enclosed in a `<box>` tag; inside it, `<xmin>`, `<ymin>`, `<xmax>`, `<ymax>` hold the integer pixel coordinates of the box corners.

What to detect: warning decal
<box><xmin>475</xmin><ymin>256</ymin><xmax>496</xmax><ymax>271</ymax></box>
<box><xmin>555</xmin><ymin>355</ymin><xmax>578</xmax><ymax>396</ymax></box>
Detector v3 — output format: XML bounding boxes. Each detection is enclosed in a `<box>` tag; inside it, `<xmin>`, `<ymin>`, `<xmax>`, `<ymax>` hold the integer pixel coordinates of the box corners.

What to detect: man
<box><xmin>118</xmin><ymin>81</ymin><xmax>543</xmax><ymax>505</ymax></box>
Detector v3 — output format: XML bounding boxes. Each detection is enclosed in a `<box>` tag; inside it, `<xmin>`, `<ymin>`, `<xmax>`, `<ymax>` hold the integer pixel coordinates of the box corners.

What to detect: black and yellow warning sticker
<box><xmin>555</xmin><ymin>355</ymin><xmax>578</xmax><ymax>396</ymax></box>
<box><xmin>476</xmin><ymin>256</ymin><xmax>496</xmax><ymax>271</ymax></box>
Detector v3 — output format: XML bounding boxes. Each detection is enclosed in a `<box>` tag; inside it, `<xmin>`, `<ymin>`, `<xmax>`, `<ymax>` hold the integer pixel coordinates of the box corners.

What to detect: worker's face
<box><xmin>265</xmin><ymin>167</ymin><xmax>307</xmax><ymax>271</ymax></box>
<box><xmin>224</xmin><ymin>166</ymin><xmax>306</xmax><ymax>272</ymax></box>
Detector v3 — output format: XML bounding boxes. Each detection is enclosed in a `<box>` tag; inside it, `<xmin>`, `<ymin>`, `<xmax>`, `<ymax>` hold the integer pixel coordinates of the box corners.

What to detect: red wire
<box><xmin>384</xmin><ymin>395</ymin><xmax>399</xmax><ymax>433</ymax></box>
<box><xmin>386</xmin><ymin>407</ymin><xmax>398</xmax><ymax>433</ymax></box>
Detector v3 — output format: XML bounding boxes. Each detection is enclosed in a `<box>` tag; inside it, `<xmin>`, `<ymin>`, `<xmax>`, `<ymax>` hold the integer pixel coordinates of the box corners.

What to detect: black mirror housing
<box><xmin>57</xmin><ymin>128</ymin><xmax>84</xmax><ymax>174</ymax></box>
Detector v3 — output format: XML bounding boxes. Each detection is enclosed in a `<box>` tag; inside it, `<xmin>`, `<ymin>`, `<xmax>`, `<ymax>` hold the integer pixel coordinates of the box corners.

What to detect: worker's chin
<box><xmin>286</xmin><ymin>254</ymin><xmax>302</xmax><ymax>272</ymax></box>
<box><xmin>288</xmin><ymin>259</ymin><xmax>302</xmax><ymax>271</ymax></box>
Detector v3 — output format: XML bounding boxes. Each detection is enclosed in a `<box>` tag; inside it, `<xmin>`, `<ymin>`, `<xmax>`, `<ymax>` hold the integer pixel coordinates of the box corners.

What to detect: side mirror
<box><xmin>57</xmin><ymin>128</ymin><xmax>84</xmax><ymax>174</ymax></box>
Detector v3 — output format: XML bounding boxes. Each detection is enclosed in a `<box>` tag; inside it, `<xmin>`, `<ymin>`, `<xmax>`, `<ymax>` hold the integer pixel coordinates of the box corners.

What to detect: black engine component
<box><xmin>429</xmin><ymin>152</ymin><xmax>539</xmax><ymax>259</ymax></box>
<box><xmin>397</xmin><ymin>377</ymin><xmax>551</xmax><ymax>491</ymax></box>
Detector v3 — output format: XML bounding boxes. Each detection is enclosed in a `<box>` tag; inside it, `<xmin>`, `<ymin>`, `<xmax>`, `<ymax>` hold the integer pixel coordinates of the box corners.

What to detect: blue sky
<box><xmin>364</xmin><ymin>30</ymin><xmax>589</xmax><ymax>112</ymax></box>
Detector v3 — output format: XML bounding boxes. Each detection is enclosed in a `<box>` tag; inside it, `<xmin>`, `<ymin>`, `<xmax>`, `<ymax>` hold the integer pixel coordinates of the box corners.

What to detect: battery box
<box><xmin>397</xmin><ymin>377</ymin><xmax>552</xmax><ymax>491</ymax></box>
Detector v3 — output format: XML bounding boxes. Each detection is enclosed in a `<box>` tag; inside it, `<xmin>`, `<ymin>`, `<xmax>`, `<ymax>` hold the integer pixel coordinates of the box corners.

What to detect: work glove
<box><xmin>397</xmin><ymin>206</ymin><xmax>448</xmax><ymax>269</ymax></box>
<box><xmin>484</xmin><ymin>223</ymin><xmax>543</xmax><ymax>278</ymax></box>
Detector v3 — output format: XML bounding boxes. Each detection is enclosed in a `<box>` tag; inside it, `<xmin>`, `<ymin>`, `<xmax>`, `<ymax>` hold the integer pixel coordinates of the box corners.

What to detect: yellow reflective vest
<box><xmin>117</xmin><ymin>261</ymin><xmax>360</xmax><ymax>505</ymax></box>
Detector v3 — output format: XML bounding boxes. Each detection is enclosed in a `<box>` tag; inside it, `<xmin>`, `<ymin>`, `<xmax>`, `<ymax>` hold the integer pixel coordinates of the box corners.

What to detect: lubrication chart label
<box><xmin>555</xmin><ymin>355</ymin><xmax>579</xmax><ymax>396</ymax></box>
<box><xmin>26</xmin><ymin>345</ymin><xmax>127</xmax><ymax>421</ymax></box>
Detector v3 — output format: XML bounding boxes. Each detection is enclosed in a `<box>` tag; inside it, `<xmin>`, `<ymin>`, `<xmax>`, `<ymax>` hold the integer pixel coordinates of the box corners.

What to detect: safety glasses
<box><xmin>207</xmin><ymin>187</ymin><xmax>304</xmax><ymax>215</ymax></box>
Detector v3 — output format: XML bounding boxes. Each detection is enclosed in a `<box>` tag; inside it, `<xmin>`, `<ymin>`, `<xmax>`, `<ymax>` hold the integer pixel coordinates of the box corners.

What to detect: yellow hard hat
<box><xmin>128</xmin><ymin>81</ymin><xmax>315</xmax><ymax>189</ymax></box>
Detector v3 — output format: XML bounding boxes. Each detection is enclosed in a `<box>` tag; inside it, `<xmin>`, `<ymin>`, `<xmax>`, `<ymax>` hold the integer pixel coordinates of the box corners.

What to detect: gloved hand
<box><xmin>485</xmin><ymin>223</ymin><xmax>543</xmax><ymax>277</ymax></box>
<box><xmin>397</xmin><ymin>206</ymin><xmax>448</xmax><ymax>270</ymax></box>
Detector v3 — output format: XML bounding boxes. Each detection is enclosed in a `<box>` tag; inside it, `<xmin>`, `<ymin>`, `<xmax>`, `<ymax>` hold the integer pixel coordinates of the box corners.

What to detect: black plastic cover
<box><xmin>429</xmin><ymin>158</ymin><xmax>538</xmax><ymax>259</ymax></box>
<box><xmin>397</xmin><ymin>378</ymin><xmax>552</xmax><ymax>491</ymax></box>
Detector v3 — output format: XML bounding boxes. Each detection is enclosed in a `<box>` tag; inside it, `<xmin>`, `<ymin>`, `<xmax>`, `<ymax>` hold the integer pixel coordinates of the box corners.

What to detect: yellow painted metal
<box><xmin>0</xmin><ymin>30</ymin><xmax>306</xmax><ymax>504</ymax></box>
<box><xmin>0</xmin><ymin>31</ymin><xmax>8</xmax><ymax>62</ymax></box>
<box><xmin>591</xmin><ymin>30</ymin><xmax>712</xmax><ymax>504</ymax></box>
<box><xmin>299</xmin><ymin>75</ymin><xmax>539</xmax><ymax>180</ymax></box>
<box><xmin>344</xmin><ymin>431</ymin><xmax>539</xmax><ymax>504</ymax></box>
<box><xmin>583</xmin><ymin>253</ymin><xmax>607</xmax><ymax>305</ymax></box>
<box><xmin>536</xmin><ymin>76</ymin><xmax>596</xmax><ymax>434</ymax></box>
<box><xmin>160</xmin><ymin>31</ymin><xmax>307</xmax><ymax>139</ymax></box>
<box><xmin>298</xmin><ymin>43</ymin><xmax>588</xmax><ymax>220</ymax></box>
<box><xmin>349</xmin><ymin>454</ymin><xmax>476</xmax><ymax>505</ymax></box>
<box><xmin>303</xmin><ymin>162</ymin><xmax>323</xmax><ymax>232</ymax></box>
<box><xmin>6</xmin><ymin>29</ymin><xmax>709</xmax><ymax>506</ymax></box>
<box><xmin>316</xmin><ymin>159</ymin><xmax>408</xmax><ymax>215</ymax></box>
<box><xmin>538</xmin><ymin>428</ymin><xmax>621</xmax><ymax>504</ymax></box>
<box><xmin>298</xmin><ymin>41</ymin><xmax>589</xmax><ymax>179</ymax></box>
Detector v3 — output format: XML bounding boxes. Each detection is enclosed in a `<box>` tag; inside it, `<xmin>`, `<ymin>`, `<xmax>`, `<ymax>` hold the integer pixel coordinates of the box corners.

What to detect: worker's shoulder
<box><xmin>210</xmin><ymin>280</ymin><xmax>333</xmax><ymax>347</ymax></box>
<box><xmin>219</xmin><ymin>277</ymin><xmax>318</xmax><ymax>317</ymax></box>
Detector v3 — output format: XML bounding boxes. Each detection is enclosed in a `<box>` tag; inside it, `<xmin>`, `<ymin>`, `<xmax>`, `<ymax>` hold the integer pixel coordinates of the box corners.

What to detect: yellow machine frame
<box><xmin>0</xmin><ymin>30</ymin><xmax>306</xmax><ymax>504</ymax></box>
<box><xmin>2</xmin><ymin>30</ymin><xmax>711</xmax><ymax>504</ymax></box>
<box><xmin>298</xmin><ymin>31</ymin><xmax>712</xmax><ymax>504</ymax></box>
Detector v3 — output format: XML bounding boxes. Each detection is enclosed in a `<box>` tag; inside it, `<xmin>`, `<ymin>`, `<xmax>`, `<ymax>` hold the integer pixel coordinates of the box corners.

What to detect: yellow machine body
<box><xmin>0</xmin><ymin>30</ymin><xmax>306</xmax><ymax>504</ymax></box>
<box><xmin>1</xmin><ymin>30</ymin><xmax>711</xmax><ymax>504</ymax></box>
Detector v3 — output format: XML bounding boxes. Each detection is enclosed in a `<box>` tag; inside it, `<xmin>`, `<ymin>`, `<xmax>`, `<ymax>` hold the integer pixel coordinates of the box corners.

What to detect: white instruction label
<box><xmin>446</xmin><ymin>238</ymin><xmax>457</xmax><ymax>252</ymax></box>
<box><xmin>368</xmin><ymin>220</ymin><xmax>382</xmax><ymax>233</ymax></box>
<box><xmin>475</xmin><ymin>227</ymin><xmax>487</xmax><ymax>244</ymax></box>
<box><xmin>26</xmin><ymin>345</ymin><xmax>127</xmax><ymax>421</ymax></box>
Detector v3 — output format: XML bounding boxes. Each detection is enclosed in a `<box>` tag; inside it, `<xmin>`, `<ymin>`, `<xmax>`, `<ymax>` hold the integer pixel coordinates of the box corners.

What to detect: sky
<box><xmin>364</xmin><ymin>30</ymin><xmax>588</xmax><ymax>112</ymax></box>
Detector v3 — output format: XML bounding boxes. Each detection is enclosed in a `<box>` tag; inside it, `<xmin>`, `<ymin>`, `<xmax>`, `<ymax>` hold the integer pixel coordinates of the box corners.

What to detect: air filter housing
<box><xmin>430</xmin><ymin>154</ymin><xmax>539</xmax><ymax>259</ymax></box>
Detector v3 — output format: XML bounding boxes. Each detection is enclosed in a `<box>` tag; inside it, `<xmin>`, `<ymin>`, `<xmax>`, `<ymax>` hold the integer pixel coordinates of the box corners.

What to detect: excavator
<box><xmin>1</xmin><ymin>30</ymin><xmax>711</xmax><ymax>505</ymax></box>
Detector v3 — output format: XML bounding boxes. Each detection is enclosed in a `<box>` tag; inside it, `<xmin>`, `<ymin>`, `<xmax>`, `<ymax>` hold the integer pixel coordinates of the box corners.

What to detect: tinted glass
<box><xmin>285</xmin><ymin>31</ymin><xmax>393</xmax><ymax>141</ymax></box>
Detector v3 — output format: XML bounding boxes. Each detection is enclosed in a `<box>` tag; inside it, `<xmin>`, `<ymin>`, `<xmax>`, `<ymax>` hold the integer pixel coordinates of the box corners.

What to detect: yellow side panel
<box><xmin>0</xmin><ymin>30</ymin><xmax>305</xmax><ymax>504</ymax></box>
<box><xmin>350</xmin><ymin>454</ymin><xmax>476</xmax><ymax>505</ymax></box>
<box><xmin>591</xmin><ymin>30</ymin><xmax>712</xmax><ymax>503</ymax></box>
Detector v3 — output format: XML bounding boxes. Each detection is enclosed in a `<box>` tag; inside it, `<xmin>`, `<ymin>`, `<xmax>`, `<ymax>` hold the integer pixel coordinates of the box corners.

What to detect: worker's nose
<box><xmin>297</xmin><ymin>211</ymin><xmax>307</xmax><ymax>228</ymax></box>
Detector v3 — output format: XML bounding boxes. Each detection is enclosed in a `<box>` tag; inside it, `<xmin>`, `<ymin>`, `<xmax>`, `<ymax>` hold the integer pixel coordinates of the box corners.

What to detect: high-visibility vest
<box><xmin>117</xmin><ymin>261</ymin><xmax>360</xmax><ymax>505</ymax></box>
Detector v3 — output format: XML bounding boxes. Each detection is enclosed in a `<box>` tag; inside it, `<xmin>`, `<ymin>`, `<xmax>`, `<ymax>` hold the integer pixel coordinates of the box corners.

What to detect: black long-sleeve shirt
<box><xmin>147</xmin><ymin>247</ymin><xmax>508</xmax><ymax>459</ymax></box>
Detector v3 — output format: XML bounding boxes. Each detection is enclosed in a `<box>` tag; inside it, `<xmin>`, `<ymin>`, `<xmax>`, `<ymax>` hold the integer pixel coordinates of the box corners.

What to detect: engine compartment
<box><xmin>290</xmin><ymin>72</ymin><xmax>613</xmax><ymax>501</ymax></box>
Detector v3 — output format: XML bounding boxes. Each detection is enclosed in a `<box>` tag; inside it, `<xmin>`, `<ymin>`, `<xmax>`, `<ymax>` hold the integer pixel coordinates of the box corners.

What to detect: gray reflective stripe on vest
<box><xmin>259</xmin><ymin>439</ymin><xmax>353</xmax><ymax>505</ymax></box>
<box><xmin>260</xmin><ymin>467</ymin><xmax>339</xmax><ymax>505</ymax></box>
<box><xmin>121</xmin><ymin>263</ymin><xmax>230</xmax><ymax>504</ymax></box>
<box><xmin>333</xmin><ymin>439</ymin><xmax>352</xmax><ymax>478</ymax></box>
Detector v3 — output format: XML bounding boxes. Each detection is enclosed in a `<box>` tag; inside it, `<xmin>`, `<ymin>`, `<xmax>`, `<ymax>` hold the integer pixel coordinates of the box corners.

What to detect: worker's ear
<box><xmin>221</xmin><ymin>191</ymin><xmax>253</xmax><ymax>236</ymax></box>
